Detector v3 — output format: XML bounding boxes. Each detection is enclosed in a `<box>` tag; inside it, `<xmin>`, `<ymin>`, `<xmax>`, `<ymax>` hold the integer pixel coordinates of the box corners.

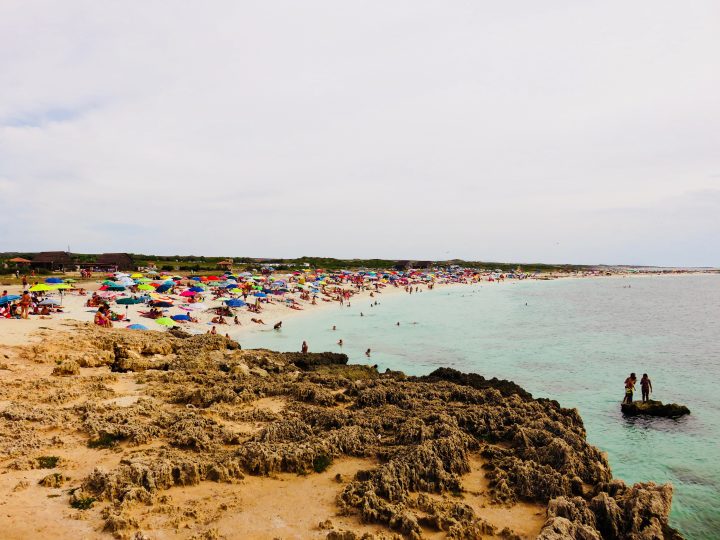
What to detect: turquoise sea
<box><xmin>233</xmin><ymin>275</ymin><xmax>720</xmax><ymax>539</ymax></box>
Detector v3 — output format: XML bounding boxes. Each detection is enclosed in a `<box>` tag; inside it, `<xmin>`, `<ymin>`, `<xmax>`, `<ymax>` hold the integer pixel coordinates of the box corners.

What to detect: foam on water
<box><xmin>234</xmin><ymin>274</ymin><xmax>720</xmax><ymax>539</ymax></box>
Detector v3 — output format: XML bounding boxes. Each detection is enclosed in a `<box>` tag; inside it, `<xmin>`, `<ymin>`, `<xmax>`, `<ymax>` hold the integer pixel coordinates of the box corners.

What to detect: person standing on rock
<box><xmin>623</xmin><ymin>373</ymin><xmax>636</xmax><ymax>404</ymax></box>
<box><xmin>640</xmin><ymin>373</ymin><xmax>653</xmax><ymax>402</ymax></box>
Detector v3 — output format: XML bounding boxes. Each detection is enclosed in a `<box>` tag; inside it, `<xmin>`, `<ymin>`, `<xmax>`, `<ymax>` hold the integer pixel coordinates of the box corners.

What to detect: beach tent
<box><xmin>127</xmin><ymin>324</ymin><xmax>149</xmax><ymax>330</ymax></box>
<box><xmin>0</xmin><ymin>294</ymin><xmax>21</xmax><ymax>305</ymax></box>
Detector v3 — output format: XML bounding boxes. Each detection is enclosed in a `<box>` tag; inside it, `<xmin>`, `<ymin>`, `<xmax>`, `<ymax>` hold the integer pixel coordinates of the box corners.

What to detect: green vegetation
<box><xmin>36</xmin><ymin>456</ymin><xmax>60</xmax><ymax>469</ymax></box>
<box><xmin>87</xmin><ymin>432</ymin><xmax>123</xmax><ymax>449</ymax></box>
<box><xmin>70</xmin><ymin>497</ymin><xmax>96</xmax><ymax>510</ymax></box>
<box><xmin>1</xmin><ymin>250</ymin><xmax>606</xmax><ymax>276</ymax></box>
<box><xmin>313</xmin><ymin>454</ymin><xmax>333</xmax><ymax>473</ymax></box>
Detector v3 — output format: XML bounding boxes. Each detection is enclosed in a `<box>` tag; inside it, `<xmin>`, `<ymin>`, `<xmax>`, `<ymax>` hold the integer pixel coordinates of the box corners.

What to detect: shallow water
<box><xmin>235</xmin><ymin>275</ymin><xmax>720</xmax><ymax>539</ymax></box>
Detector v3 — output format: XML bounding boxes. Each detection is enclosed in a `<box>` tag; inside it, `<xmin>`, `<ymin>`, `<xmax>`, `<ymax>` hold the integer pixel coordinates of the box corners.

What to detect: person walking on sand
<box><xmin>640</xmin><ymin>373</ymin><xmax>653</xmax><ymax>402</ymax></box>
<box><xmin>301</xmin><ymin>341</ymin><xmax>308</xmax><ymax>354</ymax></box>
<box><xmin>623</xmin><ymin>373</ymin><xmax>637</xmax><ymax>404</ymax></box>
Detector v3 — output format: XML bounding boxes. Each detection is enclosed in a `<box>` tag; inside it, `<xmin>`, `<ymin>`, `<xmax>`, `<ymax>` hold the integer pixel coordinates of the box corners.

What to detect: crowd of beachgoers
<box><xmin>0</xmin><ymin>267</ymin><xmax>507</xmax><ymax>334</ymax></box>
<box><xmin>0</xmin><ymin>266</ymin><xmax>710</xmax><ymax>340</ymax></box>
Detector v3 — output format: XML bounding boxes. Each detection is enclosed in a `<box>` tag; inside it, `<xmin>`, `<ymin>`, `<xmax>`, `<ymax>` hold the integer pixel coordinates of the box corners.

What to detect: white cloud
<box><xmin>0</xmin><ymin>1</ymin><xmax>718</xmax><ymax>265</ymax></box>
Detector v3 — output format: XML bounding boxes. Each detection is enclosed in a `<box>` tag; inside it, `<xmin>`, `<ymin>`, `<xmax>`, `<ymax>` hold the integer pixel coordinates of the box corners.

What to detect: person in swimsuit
<box><xmin>19</xmin><ymin>290</ymin><xmax>31</xmax><ymax>319</ymax></box>
<box><xmin>640</xmin><ymin>373</ymin><xmax>653</xmax><ymax>402</ymax></box>
<box><xmin>623</xmin><ymin>372</ymin><xmax>637</xmax><ymax>404</ymax></box>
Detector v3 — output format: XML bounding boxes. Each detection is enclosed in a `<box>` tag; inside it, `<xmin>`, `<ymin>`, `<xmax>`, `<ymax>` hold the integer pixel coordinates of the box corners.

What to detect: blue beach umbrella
<box><xmin>171</xmin><ymin>314</ymin><xmax>191</xmax><ymax>321</ymax></box>
<box><xmin>254</xmin><ymin>292</ymin><xmax>267</xmax><ymax>298</ymax></box>
<box><xmin>127</xmin><ymin>324</ymin><xmax>149</xmax><ymax>330</ymax></box>
<box><xmin>0</xmin><ymin>294</ymin><xmax>21</xmax><ymax>305</ymax></box>
<box><xmin>107</xmin><ymin>284</ymin><xmax>126</xmax><ymax>291</ymax></box>
<box><xmin>225</xmin><ymin>299</ymin><xmax>246</xmax><ymax>307</ymax></box>
<box><xmin>189</xmin><ymin>286</ymin><xmax>205</xmax><ymax>293</ymax></box>
<box><xmin>45</xmin><ymin>277</ymin><xmax>63</xmax><ymax>283</ymax></box>
<box><xmin>156</xmin><ymin>284</ymin><xmax>172</xmax><ymax>293</ymax></box>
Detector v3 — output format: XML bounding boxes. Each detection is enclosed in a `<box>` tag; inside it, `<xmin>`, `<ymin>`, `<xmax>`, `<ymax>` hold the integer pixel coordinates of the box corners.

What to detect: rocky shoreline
<box><xmin>0</xmin><ymin>324</ymin><xmax>683</xmax><ymax>539</ymax></box>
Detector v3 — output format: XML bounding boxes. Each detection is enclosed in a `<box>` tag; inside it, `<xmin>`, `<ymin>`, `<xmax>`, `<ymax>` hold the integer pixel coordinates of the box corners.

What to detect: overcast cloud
<box><xmin>0</xmin><ymin>1</ymin><xmax>718</xmax><ymax>266</ymax></box>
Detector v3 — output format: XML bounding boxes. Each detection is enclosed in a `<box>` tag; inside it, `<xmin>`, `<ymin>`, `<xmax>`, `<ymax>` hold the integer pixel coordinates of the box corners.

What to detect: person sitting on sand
<box><xmin>210</xmin><ymin>325</ymin><xmax>217</xmax><ymax>335</ymax></box>
<box><xmin>211</xmin><ymin>315</ymin><xmax>226</xmax><ymax>325</ymax></box>
<box><xmin>94</xmin><ymin>307</ymin><xmax>112</xmax><ymax>328</ymax></box>
<box><xmin>234</xmin><ymin>316</ymin><xmax>240</xmax><ymax>325</ymax></box>
<box><xmin>623</xmin><ymin>373</ymin><xmax>636</xmax><ymax>404</ymax></box>
<box><xmin>640</xmin><ymin>373</ymin><xmax>653</xmax><ymax>402</ymax></box>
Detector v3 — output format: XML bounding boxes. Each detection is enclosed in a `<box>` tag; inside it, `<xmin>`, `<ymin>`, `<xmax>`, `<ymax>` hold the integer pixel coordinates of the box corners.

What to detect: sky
<box><xmin>0</xmin><ymin>1</ymin><xmax>718</xmax><ymax>266</ymax></box>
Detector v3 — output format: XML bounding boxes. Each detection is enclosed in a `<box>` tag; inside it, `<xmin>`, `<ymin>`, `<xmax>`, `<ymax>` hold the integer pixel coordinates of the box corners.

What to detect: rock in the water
<box><xmin>621</xmin><ymin>400</ymin><xmax>690</xmax><ymax>418</ymax></box>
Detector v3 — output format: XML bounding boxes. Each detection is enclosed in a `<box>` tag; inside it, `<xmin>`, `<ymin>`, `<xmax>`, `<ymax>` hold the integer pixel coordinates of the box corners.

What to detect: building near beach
<box><xmin>31</xmin><ymin>251</ymin><xmax>75</xmax><ymax>271</ymax></box>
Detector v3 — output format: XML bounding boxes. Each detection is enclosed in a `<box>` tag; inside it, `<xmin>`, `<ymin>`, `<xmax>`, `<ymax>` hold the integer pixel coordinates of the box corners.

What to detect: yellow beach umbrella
<box><xmin>29</xmin><ymin>284</ymin><xmax>52</xmax><ymax>292</ymax></box>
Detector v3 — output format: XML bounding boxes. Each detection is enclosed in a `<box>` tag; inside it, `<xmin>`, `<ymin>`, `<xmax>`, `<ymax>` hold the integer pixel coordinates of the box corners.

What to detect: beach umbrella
<box><xmin>180</xmin><ymin>290</ymin><xmax>197</xmax><ymax>297</ymax></box>
<box><xmin>116</xmin><ymin>297</ymin><xmax>143</xmax><ymax>305</ymax></box>
<box><xmin>189</xmin><ymin>286</ymin><xmax>205</xmax><ymax>293</ymax></box>
<box><xmin>151</xmin><ymin>301</ymin><xmax>174</xmax><ymax>308</ymax></box>
<box><xmin>107</xmin><ymin>284</ymin><xmax>126</xmax><ymax>291</ymax></box>
<box><xmin>171</xmin><ymin>314</ymin><xmax>190</xmax><ymax>321</ymax></box>
<box><xmin>29</xmin><ymin>284</ymin><xmax>52</xmax><ymax>292</ymax></box>
<box><xmin>155</xmin><ymin>317</ymin><xmax>175</xmax><ymax>327</ymax></box>
<box><xmin>137</xmin><ymin>284</ymin><xmax>154</xmax><ymax>291</ymax></box>
<box><xmin>229</xmin><ymin>288</ymin><xmax>243</xmax><ymax>294</ymax></box>
<box><xmin>51</xmin><ymin>283</ymin><xmax>73</xmax><ymax>290</ymax></box>
<box><xmin>39</xmin><ymin>298</ymin><xmax>60</xmax><ymax>306</ymax></box>
<box><xmin>127</xmin><ymin>323</ymin><xmax>149</xmax><ymax>330</ymax></box>
<box><xmin>156</xmin><ymin>284</ymin><xmax>172</xmax><ymax>293</ymax></box>
<box><xmin>63</xmin><ymin>278</ymin><xmax>77</xmax><ymax>283</ymax></box>
<box><xmin>0</xmin><ymin>294</ymin><xmax>21</xmax><ymax>305</ymax></box>
<box><xmin>224</xmin><ymin>299</ymin><xmax>246</xmax><ymax>307</ymax></box>
<box><xmin>254</xmin><ymin>292</ymin><xmax>267</xmax><ymax>298</ymax></box>
<box><xmin>45</xmin><ymin>277</ymin><xmax>63</xmax><ymax>283</ymax></box>
<box><xmin>131</xmin><ymin>273</ymin><xmax>143</xmax><ymax>278</ymax></box>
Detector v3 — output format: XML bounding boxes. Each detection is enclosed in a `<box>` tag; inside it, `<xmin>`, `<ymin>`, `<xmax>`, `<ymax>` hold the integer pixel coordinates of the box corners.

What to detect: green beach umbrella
<box><xmin>51</xmin><ymin>283</ymin><xmax>73</xmax><ymax>290</ymax></box>
<box><xmin>137</xmin><ymin>284</ymin><xmax>154</xmax><ymax>291</ymax></box>
<box><xmin>155</xmin><ymin>317</ymin><xmax>175</xmax><ymax>327</ymax></box>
